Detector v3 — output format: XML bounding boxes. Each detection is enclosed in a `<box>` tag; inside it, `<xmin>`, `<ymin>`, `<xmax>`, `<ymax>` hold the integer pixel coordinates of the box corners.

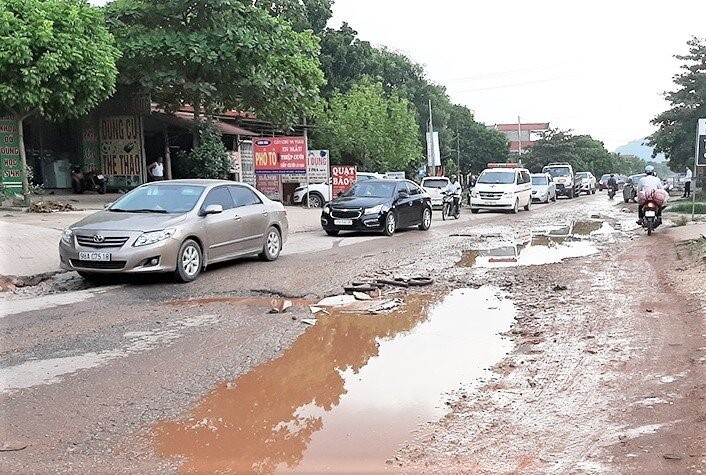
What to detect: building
<box><xmin>490</xmin><ymin>122</ymin><xmax>550</xmax><ymax>154</ymax></box>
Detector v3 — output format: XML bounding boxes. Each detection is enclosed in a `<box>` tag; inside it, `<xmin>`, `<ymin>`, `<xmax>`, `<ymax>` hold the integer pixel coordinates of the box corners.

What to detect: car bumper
<box><xmin>580</xmin><ymin>184</ymin><xmax>592</xmax><ymax>191</ymax></box>
<box><xmin>320</xmin><ymin>212</ymin><xmax>385</xmax><ymax>232</ymax></box>
<box><xmin>470</xmin><ymin>197</ymin><xmax>515</xmax><ymax>209</ymax></box>
<box><xmin>555</xmin><ymin>184</ymin><xmax>573</xmax><ymax>195</ymax></box>
<box><xmin>59</xmin><ymin>238</ymin><xmax>180</xmax><ymax>274</ymax></box>
<box><xmin>532</xmin><ymin>192</ymin><xmax>549</xmax><ymax>202</ymax></box>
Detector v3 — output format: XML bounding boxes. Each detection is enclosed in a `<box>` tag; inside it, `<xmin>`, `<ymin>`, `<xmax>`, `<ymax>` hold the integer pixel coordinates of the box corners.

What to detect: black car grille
<box><xmin>479</xmin><ymin>192</ymin><xmax>503</xmax><ymax>200</ymax></box>
<box><xmin>331</xmin><ymin>208</ymin><xmax>363</xmax><ymax>219</ymax></box>
<box><xmin>76</xmin><ymin>235</ymin><xmax>129</xmax><ymax>248</ymax></box>
<box><xmin>70</xmin><ymin>259</ymin><xmax>126</xmax><ymax>270</ymax></box>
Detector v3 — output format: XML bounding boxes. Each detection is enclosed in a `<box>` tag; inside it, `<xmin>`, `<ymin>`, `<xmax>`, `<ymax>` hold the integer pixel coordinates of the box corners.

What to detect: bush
<box><xmin>172</xmin><ymin>125</ymin><xmax>230</xmax><ymax>180</ymax></box>
<box><xmin>669</xmin><ymin>202</ymin><xmax>706</xmax><ymax>214</ymax></box>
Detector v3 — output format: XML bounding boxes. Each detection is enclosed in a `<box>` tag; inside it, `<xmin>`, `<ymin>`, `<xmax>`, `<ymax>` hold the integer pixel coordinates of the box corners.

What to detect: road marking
<box><xmin>0</xmin><ymin>286</ymin><xmax>121</xmax><ymax>319</ymax></box>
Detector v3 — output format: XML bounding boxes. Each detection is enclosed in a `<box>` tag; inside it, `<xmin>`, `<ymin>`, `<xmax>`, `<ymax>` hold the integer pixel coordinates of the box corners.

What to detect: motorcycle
<box><xmin>607</xmin><ymin>184</ymin><xmax>617</xmax><ymax>200</ymax></box>
<box><xmin>642</xmin><ymin>200</ymin><xmax>662</xmax><ymax>236</ymax></box>
<box><xmin>442</xmin><ymin>192</ymin><xmax>460</xmax><ymax>220</ymax></box>
<box><xmin>71</xmin><ymin>166</ymin><xmax>107</xmax><ymax>194</ymax></box>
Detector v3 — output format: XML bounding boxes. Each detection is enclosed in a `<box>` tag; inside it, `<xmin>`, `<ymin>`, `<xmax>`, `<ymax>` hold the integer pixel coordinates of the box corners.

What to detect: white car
<box><xmin>292</xmin><ymin>172</ymin><xmax>383</xmax><ymax>207</ymax></box>
<box><xmin>577</xmin><ymin>171</ymin><xmax>597</xmax><ymax>195</ymax></box>
<box><xmin>470</xmin><ymin>163</ymin><xmax>533</xmax><ymax>214</ymax></box>
<box><xmin>420</xmin><ymin>176</ymin><xmax>450</xmax><ymax>208</ymax></box>
<box><xmin>531</xmin><ymin>173</ymin><xmax>557</xmax><ymax>203</ymax></box>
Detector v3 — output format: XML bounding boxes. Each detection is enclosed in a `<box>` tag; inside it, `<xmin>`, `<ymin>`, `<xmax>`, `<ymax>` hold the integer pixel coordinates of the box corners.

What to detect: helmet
<box><xmin>610</xmin><ymin>173</ymin><xmax>614</xmax><ymax>177</ymax></box>
<box><xmin>644</xmin><ymin>165</ymin><xmax>655</xmax><ymax>175</ymax></box>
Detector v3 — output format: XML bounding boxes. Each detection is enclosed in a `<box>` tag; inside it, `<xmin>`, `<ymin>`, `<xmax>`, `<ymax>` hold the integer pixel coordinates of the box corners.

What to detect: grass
<box><xmin>668</xmin><ymin>202</ymin><xmax>706</xmax><ymax>214</ymax></box>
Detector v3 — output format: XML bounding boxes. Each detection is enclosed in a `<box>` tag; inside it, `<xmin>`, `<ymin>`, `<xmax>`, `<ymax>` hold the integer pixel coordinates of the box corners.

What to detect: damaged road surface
<box><xmin>1</xmin><ymin>194</ymin><xmax>705</xmax><ymax>474</ymax></box>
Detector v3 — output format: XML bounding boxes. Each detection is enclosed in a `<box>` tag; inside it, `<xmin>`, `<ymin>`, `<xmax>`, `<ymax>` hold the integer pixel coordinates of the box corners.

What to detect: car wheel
<box><xmin>524</xmin><ymin>197</ymin><xmax>532</xmax><ymax>211</ymax></box>
<box><xmin>383</xmin><ymin>211</ymin><xmax>397</xmax><ymax>236</ymax></box>
<box><xmin>568</xmin><ymin>189</ymin><xmax>574</xmax><ymax>199</ymax></box>
<box><xmin>77</xmin><ymin>271</ymin><xmax>109</xmax><ymax>284</ymax></box>
<box><xmin>259</xmin><ymin>226</ymin><xmax>282</xmax><ymax>261</ymax></box>
<box><xmin>591</xmin><ymin>187</ymin><xmax>596</xmax><ymax>194</ymax></box>
<box><xmin>552</xmin><ymin>193</ymin><xmax>557</xmax><ymax>202</ymax></box>
<box><xmin>174</xmin><ymin>239</ymin><xmax>202</xmax><ymax>283</ymax></box>
<box><xmin>419</xmin><ymin>207</ymin><xmax>432</xmax><ymax>231</ymax></box>
<box><xmin>624</xmin><ymin>198</ymin><xmax>629</xmax><ymax>203</ymax></box>
<box><xmin>306</xmin><ymin>193</ymin><xmax>323</xmax><ymax>208</ymax></box>
<box><xmin>471</xmin><ymin>208</ymin><xmax>479</xmax><ymax>214</ymax></box>
<box><xmin>512</xmin><ymin>199</ymin><xmax>519</xmax><ymax>214</ymax></box>
<box><xmin>325</xmin><ymin>229</ymin><xmax>339</xmax><ymax>236</ymax></box>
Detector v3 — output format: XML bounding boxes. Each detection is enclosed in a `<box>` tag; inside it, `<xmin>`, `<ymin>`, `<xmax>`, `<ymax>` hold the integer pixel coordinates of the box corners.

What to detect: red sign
<box><xmin>256</xmin><ymin>174</ymin><xmax>281</xmax><ymax>201</ymax></box>
<box><xmin>331</xmin><ymin>165</ymin><xmax>357</xmax><ymax>197</ymax></box>
<box><xmin>253</xmin><ymin>136</ymin><xmax>307</xmax><ymax>174</ymax></box>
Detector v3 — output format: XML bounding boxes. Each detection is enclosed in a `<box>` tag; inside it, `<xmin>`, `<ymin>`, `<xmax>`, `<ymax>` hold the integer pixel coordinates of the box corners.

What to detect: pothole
<box><xmin>152</xmin><ymin>287</ymin><xmax>515</xmax><ymax>473</ymax></box>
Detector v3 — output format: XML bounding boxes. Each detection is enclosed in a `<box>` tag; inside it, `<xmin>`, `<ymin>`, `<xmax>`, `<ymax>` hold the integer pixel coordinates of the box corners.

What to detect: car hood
<box><xmin>532</xmin><ymin>185</ymin><xmax>549</xmax><ymax>191</ymax></box>
<box><xmin>69</xmin><ymin>211</ymin><xmax>188</xmax><ymax>232</ymax></box>
<box><xmin>329</xmin><ymin>196</ymin><xmax>391</xmax><ymax>208</ymax></box>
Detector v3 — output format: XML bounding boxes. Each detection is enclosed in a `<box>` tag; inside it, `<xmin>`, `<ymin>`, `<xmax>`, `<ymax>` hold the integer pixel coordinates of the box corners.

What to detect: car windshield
<box><xmin>343</xmin><ymin>181</ymin><xmax>397</xmax><ymax>198</ymax></box>
<box><xmin>600</xmin><ymin>174</ymin><xmax>611</xmax><ymax>181</ymax></box>
<box><xmin>577</xmin><ymin>172</ymin><xmax>589</xmax><ymax>178</ymax></box>
<box><xmin>109</xmin><ymin>184</ymin><xmax>205</xmax><ymax>213</ymax></box>
<box><xmin>477</xmin><ymin>171</ymin><xmax>515</xmax><ymax>185</ymax></box>
<box><xmin>531</xmin><ymin>176</ymin><xmax>548</xmax><ymax>185</ymax></box>
<box><xmin>422</xmin><ymin>179</ymin><xmax>449</xmax><ymax>189</ymax></box>
<box><xmin>544</xmin><ymin>167</ymin><xmax>571</xmax><ymax>178</ymax></box>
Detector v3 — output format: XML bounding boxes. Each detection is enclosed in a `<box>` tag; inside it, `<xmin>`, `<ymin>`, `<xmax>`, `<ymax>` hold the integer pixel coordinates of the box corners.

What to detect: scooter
<box><xmin>71</xmin><ymin>166</ymin><xmax>107</xmax><ymax>194</ymax></box>
<box><xmin>642</xmin><ymin>200</ymin><xmax>662</xmax><ymax>236</ymax></box>
<box><xmin>607</xmin><ymin>185</ymin><xmax>617</xmax><ymax>200</ymax></box>
<box><xmin>442</xmin><ymin>192</ymin><xmax>460</xmax><ymax>220</ymax></box>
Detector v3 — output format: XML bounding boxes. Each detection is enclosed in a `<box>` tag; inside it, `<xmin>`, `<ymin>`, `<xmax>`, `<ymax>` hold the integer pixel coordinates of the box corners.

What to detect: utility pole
<box><xmin>456</xmin><ymin>129</ymin><xmax>461</xmax><ymax>175</ymax></box>
<box><xmin>517</xmin><ymin>115</ymin><xmax>523</xmax><ymax>156</ymax></box>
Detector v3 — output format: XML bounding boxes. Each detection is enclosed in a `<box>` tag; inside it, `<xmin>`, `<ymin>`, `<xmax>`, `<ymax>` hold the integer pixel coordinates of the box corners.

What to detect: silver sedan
<box><xmin>59</xmin><ymin>180</ymin><xmax>288</xmax><ymax>282</ymax></box>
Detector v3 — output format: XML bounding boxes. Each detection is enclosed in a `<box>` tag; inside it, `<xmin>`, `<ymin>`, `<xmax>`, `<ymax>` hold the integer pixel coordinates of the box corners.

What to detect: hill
<box><xmin>614</xmin><ymin>138</ymin><xmax>666</xmax><ymax>162</ymax></box>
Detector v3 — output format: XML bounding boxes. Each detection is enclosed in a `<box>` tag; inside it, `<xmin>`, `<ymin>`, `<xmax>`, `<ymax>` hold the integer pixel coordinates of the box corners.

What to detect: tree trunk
<box><xmin>17</xmin><ymin>116</ymin><xmax>30</xmax><ymax>206</ymax></box>
<box><xmin>192</xmin><ymin>98</ymin><xmax>201</xmax><ymax>149</ymax></box>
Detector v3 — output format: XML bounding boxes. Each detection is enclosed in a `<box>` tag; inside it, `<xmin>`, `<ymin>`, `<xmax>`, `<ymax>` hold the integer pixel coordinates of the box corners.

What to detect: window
<box><xmin>421</xmin><ymin>178</ymin><xmax>449</xmax><ymax>189</ymax></box>
<box><xmin>477</xmin><ymin>171</ymin><xmax>516</xmax><ymax>185</ymax></box>
<box><xmin>109</xmin><ymin>184</ymin><xmax>205</xmax><ymax>214</ymax></box>
<box><xmin>397</xmin><ymin>181</ymin><xmax>411</xmax><ymax>195</ymax></box>
<box><xmin>202</xmin><ymin>187</ymin><xmax>235</xmax><ymax>211</ymax></box>
<box><xmin>520</xmin><ymin>171</ymin><xmax>531</xmax><ymax>184</ymax></box>
<box><xmin>531</xmin><ymin>176</ymin><xmax>548</xmax><ymax>185</ymax></box>
<box><xmin>407</xmin><ymin>182</ymin><xmax>422</xmax><ymax>195</ymax></box>
<box><xmin>229</xmin><ymin>185</ymin><xmax>262</xmax><ymax>207</ymax></box>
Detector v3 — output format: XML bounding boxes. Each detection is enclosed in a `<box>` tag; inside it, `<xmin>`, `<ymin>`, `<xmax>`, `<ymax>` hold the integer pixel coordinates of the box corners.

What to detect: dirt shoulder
<box><xmin>397</xmin><ymin>226</ymin><xmax>706</xmax><ymax>473</ymax></box>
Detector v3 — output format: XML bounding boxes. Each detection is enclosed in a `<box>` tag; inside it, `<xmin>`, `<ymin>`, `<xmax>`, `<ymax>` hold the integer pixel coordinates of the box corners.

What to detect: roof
<box><xmin>151</xmin><ymin>112</ymin><xmax>257</xmax><ymax>136</ymax></box>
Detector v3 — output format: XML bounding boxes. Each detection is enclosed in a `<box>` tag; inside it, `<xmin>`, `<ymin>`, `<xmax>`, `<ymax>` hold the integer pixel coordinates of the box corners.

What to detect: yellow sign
<box><xmin>100</xmin><ymin>116</ymin><xmax>143</xmax><ymax>177</ymax></box>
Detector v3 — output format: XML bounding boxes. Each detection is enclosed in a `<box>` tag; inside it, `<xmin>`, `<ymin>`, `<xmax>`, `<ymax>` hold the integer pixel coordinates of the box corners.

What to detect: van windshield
<box><xmin>477</xmin><ymin>171</ymin><xmax>515</xmax><ymax>185</ymax></box>
<box><xmin>422</xmin><ymin>179</ymin><xmax>449</xmax><ymax>189</ymax></box>
<box><xmin>544</xmin><ymin>167</ymin><xmax>571</xmax><ymax>178</ymax></box>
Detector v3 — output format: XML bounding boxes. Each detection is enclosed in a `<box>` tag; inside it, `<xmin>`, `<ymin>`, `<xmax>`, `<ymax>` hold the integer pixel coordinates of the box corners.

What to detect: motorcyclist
<box><xmin>444</xmin><ymin>175</ymin><xmax>462</xmax><ymax>215</ymax></box>
<box><xmin>636</xmin><ymin>165</ymin><xmax>663</xmax><ymax>225</ymax></box>
<box><xmin>607</xmin><ymin>173</ymin><xmax>618</xmax><ymax>198</ymax></box>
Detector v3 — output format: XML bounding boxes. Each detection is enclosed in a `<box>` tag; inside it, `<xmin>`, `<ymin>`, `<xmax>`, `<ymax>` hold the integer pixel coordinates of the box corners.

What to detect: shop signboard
<box><xmin>0</xmin><ymin>116</ymin><xmax>22</xmax><ymax>190</ymax></box>
<box><xmin>228</xmin><ymin>150</ymin><xmax>242</xmax><ymax>181</ymax></box>
<box><xmin>254</xmin><ymin>136</ymin><xmax>307</xmax><ymax>175</ymax></box>
<box><xmin>282</xmin><ymin>149</ymin><xmax>330</xmax><ymax>184</ymax></box>
<box><xmin>331</xmin><ymin>165</ymin><xmax>357</xmax><ymax>197</ymax></box>
<box><xmin>82</xmin><ymin>125</ymin><xmax>100</xmax><ymax>172</ymax></box>
<box><xmin>697</xmin><ymin>118</ymin><xmax>706</xmax><ymax>167</ymax></box>
<box><xmin>256</xmin><ymin>174</ymin><xmax>281</xmax><ymax>201</ymax></box>
<box><xmin>99</xmin><ymin>116</ymin><xmax>144</xmax><ymax>187</ymax></box>
<box><xmin>240</xmin><ymin>141</ymin><xmax>255</xmax><ymax>186</ymax></box>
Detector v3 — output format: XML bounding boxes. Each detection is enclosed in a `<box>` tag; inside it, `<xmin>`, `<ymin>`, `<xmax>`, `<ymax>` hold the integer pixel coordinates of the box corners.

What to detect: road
<box><xmin>1</xmin><ymin>194</ymin><xmax>704</xmax><ymax>473</ymax></box>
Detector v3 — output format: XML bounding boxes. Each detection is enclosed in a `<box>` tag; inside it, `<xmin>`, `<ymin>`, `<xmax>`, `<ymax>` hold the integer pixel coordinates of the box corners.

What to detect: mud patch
<box><xmin>152</xmin><ymin>287</ymin><xmax>515</xmax><ymax>473</ymax></box>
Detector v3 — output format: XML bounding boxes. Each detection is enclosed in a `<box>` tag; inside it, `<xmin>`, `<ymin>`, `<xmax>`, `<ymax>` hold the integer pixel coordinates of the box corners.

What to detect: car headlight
<box><xmin>502</xmin><ymin>192</ymin><xmax>513</xmax><ymax>197</ymax></box>
<box><xmin>61</xmin><ymin>228</ymin><xmax>74</xmax><ymax>244</ymax></box>
<box><xmin>295</xmin><ymin>186</ymin><xmax>305</xmax><ymax>192</ymax></box>
<box><xmin>323</xmin><ymin>204</ymin><xmax>331</xmax><ymax>214</ymax></box>
<box><xmin>133</xmin><ymin>228</ymin><xmax>176</xmax><ymax>247</ymax></box>
<box><xmin>365</xmin><ymin>204</ymin><xmax>383</xmax><ymax>214</ymax></box>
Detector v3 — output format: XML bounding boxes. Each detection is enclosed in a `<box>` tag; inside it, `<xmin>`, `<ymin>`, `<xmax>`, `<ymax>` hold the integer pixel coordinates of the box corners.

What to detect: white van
<box><xmin>420</xmin><ymin>176</ymin><xmax>450</xmax><ymax>208</ymax></box>
<box><xmin>470</xmin><ymin>163</ymin><xmax>533</xmax><ymax>214</ymax></box>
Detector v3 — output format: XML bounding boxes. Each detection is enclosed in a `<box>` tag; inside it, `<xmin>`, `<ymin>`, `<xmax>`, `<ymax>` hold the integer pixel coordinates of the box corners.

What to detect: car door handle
<box><xmin>262</xmin><ymin>211</ymin><xmax>268</xmax><ymax>216</ymax></box>
<box><xmin>234</xmin><ymin>215</ymin><xmax>242</xmax><ymax>221</ymax></box>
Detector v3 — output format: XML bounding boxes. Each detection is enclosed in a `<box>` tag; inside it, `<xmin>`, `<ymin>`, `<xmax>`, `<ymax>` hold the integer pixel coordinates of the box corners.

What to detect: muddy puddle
<box><xmin>459</xmin><ymin>220</ymin><xmax>605</xmax><ymax>268</ymax></box>
<box><xmin>153</xmin><ymin>287</ymin><xmax>515</xmax><ymax>473</ymax></box>
<box><xmin>165</xmin><ymin>296</ymin><xmax>314</xmax><ymax>312</ymax></box>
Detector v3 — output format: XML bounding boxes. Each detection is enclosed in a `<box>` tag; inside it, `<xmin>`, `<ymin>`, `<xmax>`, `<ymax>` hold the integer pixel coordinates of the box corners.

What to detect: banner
<box><xmin>256</xmin><ymin>174</ymin><xmax>281</xmax><ymax>201</ymax></box>
<box><xmin>82</xmin><ymin>125</ymin><xmax>100</xmax><ymax>172</ymax></box>
<box><xmin>100</xmin><ymin>116</ymin><xmax>143</xmax><ymax>179</ymax></box>
<box><xmin>698</xmin><ymin>118</ymin><xmax>706</xmax><ymax>167</ymax></box>
<box><xmin>0</xmin><ymin>117</ymin><xmax>22</xmax><ymax>190</ymax></box>
<box><xmin>426</xmin><ymin>131</ymin><xmax>441</xmax><ymax>167</ymax></box>
<box><xmin>240</xmin><ymin>141</ymin><xmax>255</xmax><ymax>186</ymax></box>
<box><xmin>254</xmin><ymin>136</ymin><xmax>307</xmax><ymax>174</ymax></box>
<box><xmin>331</xmin><ymin>165</ymin><xmax>357</xmax><ymax>197</ymax></box>
<box><xmin>282</xmin><ymin>149</ymin><xmax>330</xmax><ymax>183</ymax></box>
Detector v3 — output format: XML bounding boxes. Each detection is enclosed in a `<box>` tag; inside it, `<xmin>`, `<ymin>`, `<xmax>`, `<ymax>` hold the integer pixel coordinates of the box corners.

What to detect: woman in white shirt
<box><xmin>148</xmin><ymin>156</ymin><xmax>164</xmax><ymax>181</ymax></box>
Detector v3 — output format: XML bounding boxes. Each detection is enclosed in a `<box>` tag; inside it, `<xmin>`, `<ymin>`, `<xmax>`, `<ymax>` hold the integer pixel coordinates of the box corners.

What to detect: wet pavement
<box><xmin>153</xmin><ymin>288</ymin><xmax>515</xmax><ymax>473</ymax></box>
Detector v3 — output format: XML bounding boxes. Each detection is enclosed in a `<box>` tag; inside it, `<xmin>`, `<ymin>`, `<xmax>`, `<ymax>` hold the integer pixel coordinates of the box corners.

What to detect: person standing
<box><xmin>148</xmin><ymin>156</ymin><xmax>164</xmax><ymax>182</ymax></box>
<box><xmin>683</xmin><ymin>166</ymin><xmax>692</xmax><ymax>198</ymax></box>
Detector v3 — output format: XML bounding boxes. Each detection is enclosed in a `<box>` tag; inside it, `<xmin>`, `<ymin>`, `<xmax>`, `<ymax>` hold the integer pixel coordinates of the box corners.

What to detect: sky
<box><xmin>328</xmin><ymin>0</ymin><xmax>706</xmax><ymax>151</ymax></box>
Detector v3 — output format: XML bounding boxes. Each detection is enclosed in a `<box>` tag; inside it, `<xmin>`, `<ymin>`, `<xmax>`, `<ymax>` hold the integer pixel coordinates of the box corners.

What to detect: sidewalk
<box><xmin>0</xmin><ymin>193</ymin><xmax>322</xmax><ymax>277</ymax></box>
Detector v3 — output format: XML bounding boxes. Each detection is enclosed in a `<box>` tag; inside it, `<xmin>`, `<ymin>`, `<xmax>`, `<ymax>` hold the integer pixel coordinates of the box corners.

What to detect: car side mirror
<box><xmin>103</xmin><ymin>202</ymin><xmax>113</xmax><ymax>209</ymax></box>
<box><xmin>398</xmin><ymin>191</ymin><xmax>409</xmax><ymax>199</ymax></box>
<box><xmin>337</xmin><ymin>191</ymin><xmax>343</xmax><ymax>197</ymax></box>
<box><xmin>203</xmin><ymin>204</ymin><xmax>223</xmax><ymax>215</ymax></box>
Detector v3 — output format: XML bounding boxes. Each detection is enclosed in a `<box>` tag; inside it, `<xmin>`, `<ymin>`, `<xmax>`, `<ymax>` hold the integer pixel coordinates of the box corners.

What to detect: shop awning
<box><xmin>151</xmin><ymin>112</ymin><xmax>257</xmax><ymax>136</ymax></box>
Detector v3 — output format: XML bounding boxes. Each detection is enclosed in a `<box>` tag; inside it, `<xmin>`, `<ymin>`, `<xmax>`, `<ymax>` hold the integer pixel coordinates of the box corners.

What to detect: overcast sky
<box><xmin>329</xmin><ymin>0</ymin><xmax>705</xmax><ymax>151</ymax></box>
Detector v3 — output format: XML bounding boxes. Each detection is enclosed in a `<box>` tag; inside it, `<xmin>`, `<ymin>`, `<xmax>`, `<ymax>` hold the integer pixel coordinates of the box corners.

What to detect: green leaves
<box><xmin>0</xmin><ymin>0</ymin><xmax>120</xmax><ymax>120</ymax></box>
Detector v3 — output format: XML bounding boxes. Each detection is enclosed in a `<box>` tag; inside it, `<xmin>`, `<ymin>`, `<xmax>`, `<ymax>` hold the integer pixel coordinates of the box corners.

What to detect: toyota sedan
<box><xmin>321</xmin><ymin>179</ymin><xmax>432</xmax><ymax>236</ymax></box>
<box><xmin>59</xmin><ymin>180</ymin><xmax>288</xmax><ymax>282</ymax></box>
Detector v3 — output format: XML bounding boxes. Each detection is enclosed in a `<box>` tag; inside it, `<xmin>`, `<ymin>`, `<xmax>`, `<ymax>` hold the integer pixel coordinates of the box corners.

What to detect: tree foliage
<box><xmin>649</xmin><ymin>37</ymin><xmax>706</xmax><ymax>172</ymax></box>
<box><xmin>105</xmin><ymin>0</ymin><xmax>325</xmax><ymax>126</ymax></box>
<box><xmin>172</xmin><ymin>124</ymin><xmax>230</xmax><ymax>180</ymax></box>
<box><xmin>314</xmin><ymin>79</ymin><xmax>422</xmax><ymax>173</ymax></box>
<box><xmin>253</xmin><ymin>0</ymin><xmax>333</xmax><ymax>33</ymax></box>
<box><xmin>0</xmin><ymin>0</ymin><xmax>120</xmax><ymax>197</ymax></box>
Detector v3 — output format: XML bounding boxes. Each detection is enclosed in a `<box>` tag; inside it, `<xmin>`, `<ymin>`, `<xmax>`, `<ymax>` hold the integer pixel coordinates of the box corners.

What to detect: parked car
<box><xmin>531</xmin><ymin>173</ymin><xmax>557</xmax><ymax>203</ymax></box>
<box><xmin>292</xmin><ymin>172</ymin><xmax>383</xmax><ymax>207</ymax></box>
<box><xmin>420</xmin><ymin>176</ymin><xmax>450</xmax><ymax>208</ymax></box>
<box><xmin>321</xmin><ymin>179</ymin><xmax>432</xmax><ymax>237</ymax></box>
<box><xmin>623</xmin><ymin>173</ymin><xmax>646</xmax><ymax>203</ymax></box>
<box><xmin>59</xmin><ymin>180</ymin><xmax>288</xmax><ymax>283</ymax></box>
<box><xmin>469</xmin><ymin>163</ymin><xmax>533</xmax><ymax>214</ymax></box>
<box><xmin>577</xmin><ymin>172</ymin><xmax>597</xmax><ymax>194</ymax></box>
<box><xmin>598</xmin><ymin>174</ymin><xmax>611</xmax><ymax>191</ymax></box>
<box><xmin>542</xmin><ymin>162</ymin><xmax>581</xmax><ymax>198</ymax></box>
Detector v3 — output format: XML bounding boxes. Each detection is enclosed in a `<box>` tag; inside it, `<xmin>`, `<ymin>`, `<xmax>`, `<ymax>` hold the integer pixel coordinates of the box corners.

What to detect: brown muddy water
<box><xmin>152</xmin><ymin>287</ymin><xmax>515</xmax><ymax>473</ymax></box>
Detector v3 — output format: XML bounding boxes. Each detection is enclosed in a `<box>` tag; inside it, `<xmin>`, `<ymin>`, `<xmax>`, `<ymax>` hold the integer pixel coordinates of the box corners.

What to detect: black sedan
<box><xmin>321</xmin><ymin>179</ymin><xmax>432</xmax><ymax>236</ymax></box>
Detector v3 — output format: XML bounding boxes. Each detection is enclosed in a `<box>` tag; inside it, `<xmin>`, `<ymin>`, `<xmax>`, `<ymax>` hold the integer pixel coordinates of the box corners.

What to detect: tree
<box><xmin>105</xmin><ymin>0</ymin><xmax>325</xmax><ymax>136</ymax></box>
<box><xmin>314</xmin><ymin>79</ymin><xmax>422</xmax><ymax>172</ymax></box>
<box><xmin>254</xmin><ymin>0</ymin><xmax>333</xmax><ymax>33</ymax></box>
<box><xmin>448</xmin><ymin>104</ymin><xmax>508</xmax><ymax>175</ymax></box>
<box><xmin>0</xmin><ymin>0</ymin><xmax>120</xmax><ymax>199</ymax></box>
<box><xmin>649</xmin><ymin>37</ymin><xmax>706</xmax><ymax>172</ymax></box>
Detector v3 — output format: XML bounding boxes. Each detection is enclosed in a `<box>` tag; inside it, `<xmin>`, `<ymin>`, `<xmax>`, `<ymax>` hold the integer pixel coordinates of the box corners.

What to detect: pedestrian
<box><xmin>683</xmin><ymin>166</ymin><xmax>692</xmax><ymax>198</ymax></box>
<box><xmin>148</xmin><ymin>156</ymin><xmax>164</xmax><ymax>182</ymax></box>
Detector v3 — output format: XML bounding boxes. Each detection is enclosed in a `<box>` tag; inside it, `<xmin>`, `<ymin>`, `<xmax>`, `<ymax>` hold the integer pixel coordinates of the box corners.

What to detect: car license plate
<box><xmin>645</xmin><ymin>210</ymin><xmax>656</xmax><ymax>217</ymax></box>
<box><xmin>79</xmin><ymin>252</ymin><xmax>111</xmax><ymax>261</ymax></box>
<box><xmin>334</xmin><ymin>219</ymin><xmax>353</xmax><ymax>226</ymax></box>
